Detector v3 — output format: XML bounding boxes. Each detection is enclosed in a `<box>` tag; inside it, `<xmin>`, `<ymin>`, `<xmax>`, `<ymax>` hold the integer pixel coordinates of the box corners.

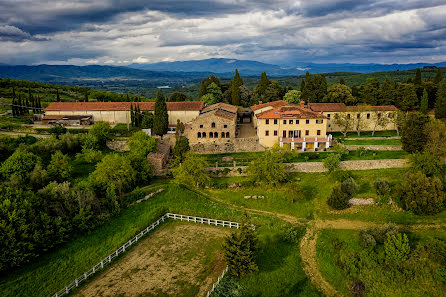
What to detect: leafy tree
<box><xmin>89</xmin><ymin>121</ymin><xmax>111</xmax><ymax>147</ymax></box>
<box><xmin>49</xmin><ymin>125</ymin><xmax>67</xmax><ymax>139</ymax></box>
<box><xmin>231</xmin><ymin>69</ymin><xmax>243</xmax><ymax>106</ymax></box>
<box><xmin>239</xmin><ymin>85</ymin><xmax>252</xmax><ymax>107</ymax></box>
<box><xmin>384</xmin><ymin>233</ymin><xmax>410</xmax><ymax>262</ymax></box>
<box><xmin>169</xmin><ymin>92</ymin><xmax>188</xmax><ymax>102</ymax></box>
<box><xmin>339</xmin><ymin>77</ymin><xmax>345</xmax><ymax>85</ymax></box>
<box><xmin>201</xmin><ymin>93</ymin><xmax>218</xmax><ymax>105</ymax></box>
<box><xmin>422</xmin><ymin>80</ymin><xmax>438</xmax><ymax>108</ymax></box>
<box><xmin>332</xmin><ymin>112</ymin><xmax>354</xmax><ymax>137</ymax></box>
<box><xmin>90</xmin><ymin>154</ymin><xmax>136</xmax><ymax>196</ymax></box>
<box><xmin>172</xmin><ymin>152</ymin><xmax>210</xmax><ymax>187</ymax></box>
<box><xmin>263</xmin><ymin>81</ymin><xmax>283</xmax><ymax>102</ymax></box>
<box><xmin>283</xmin><ymin>90</ymin><xmax>302</xmax><ymax>103</ymax></box>
<box><xmin>199</xmin><ymin>74</ymin><xmax>221</xmax><ymax>98</ymax></box>
<box><xmin>409</xmin><ymin>152</ymin><xmax>443</xmax><ymax>177</ymax></box>
<box><xmin>371</xmin><ymin>110</ymin><xmax>391</xmax><ymax>136</ymax></box>
<box><xmin>435</xmin><ymin>79</ymin><xmax>446</xmax><ymax>119</ymax></box>
<box><xmin>400</xmin><ymin>171</ymin><xmax>445</xmax><ymax>215</ymax></box>
<box><xmin>224</xmin><ymin>213</ymin><xmax>258</xmax><ymax>277</ymax></box>
<box><xmin>153</xmin><ymin>90</ymin><xmax>168</xmax><ymax>135</ymax></box>
<box><xmin>128</xmin><ymin>131</ymin><xmax>157</xmax><ymax>157</ymax></box>
<box><xmin>0</xmin><ymin>150</ymin><xmax>39</xmax><ymax>180</ymax></box>
<box><xmin>29</xmin><ymin>162</ymin><xmax>49</xmax><ymax>190</ymax></box>
<box><xmin>302</xmin><ymin>73</ymin><xmax>327</xmax><ymax>103</ymax></box>
<box><xmin>434</xmin><ymin>68</ymin><xmax>443</xmax><ymax>84</ymax></box>
<box><xmin>420</xmin><ymin>89</ymin><xmax>429</xmax><ymax>114</ymax></box>
<box><xmin>323</xmin><ymin>153</ymin><xmax>341</xmax><ymax>173</ymax></box>
<box><xmin>327</xmin><ymin>183</ymin><xmax>350</xmax><ymax>210</ymax></box>
<box><xmin>360</xmin><ymin>78</ymin><xmax>380</xmax><ymax>105</ymax></box>
<box><xmin>206</xmin><ymin>82</ymin><xmax>223</xmax><ymax>102</ymax></box>
<box><xmin>246</xmin><ymin>150</ymin><xmax>287</xmax><ymax>186</ymax></box>
<box><xmin>397</xmin><ymin>83</ymin><xmax>418</xmax><ymax>111</ymax></box>
<box><xmin>424</xmin><ymin>120</ymin><xmax>446</xmax><ymax>160</ymax></box>
<box><xmin>400</xmin><ymin>112</ymin><xmax>430</xmax><ymax>153</ymax></box>
<box><xmin>47</xmin><ymin>151</ymin><xmax>72</xmax><ymax>182</ymax></box>
<box><xmin>173</xmin><ymin>136</ymin><xmax>190</xmax><ymax>162</ymax></box>
<box><xmin>323</xmin><ymin>83</ymin><xmax>355</xmax><ymax>104</ymax></box>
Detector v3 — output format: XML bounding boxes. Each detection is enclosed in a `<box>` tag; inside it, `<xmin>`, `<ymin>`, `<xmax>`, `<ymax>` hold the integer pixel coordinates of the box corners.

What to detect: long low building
<box><xmin>44</xmin><ymin>101</ymin><xmax>204</xmax><ymax>126</ymax></box>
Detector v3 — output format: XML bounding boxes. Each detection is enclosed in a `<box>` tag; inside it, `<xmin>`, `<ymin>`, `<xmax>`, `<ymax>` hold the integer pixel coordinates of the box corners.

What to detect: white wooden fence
<box><xmin>206</xmin><ymin>266</ymin><xmax>228</xmax><ymax>297</ymax></box>
<box><xmin>52</xmin><ymin>213</ymin><xmax>239</xmax><ymax>297</ymax></box>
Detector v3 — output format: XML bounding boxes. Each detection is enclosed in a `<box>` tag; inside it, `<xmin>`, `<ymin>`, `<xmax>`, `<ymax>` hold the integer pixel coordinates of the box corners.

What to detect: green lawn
<box><xmin>0</xmin><ymin>183</ymin><xmax>318</xmax><ymax>297</ymax></box>
<box><xmin>331</xmin><ymin>131</ymin><xmax>399</xmax><ymax>138</ymax></box>
<box><xmin>343</xmin><ymin>139</ymin><xmax>402</xmax><ymax>145</ymax></box>
<box><xmin>317</xmin><ymin>229</ymin><xmax>446</xmax><ymax>297</ymax></box>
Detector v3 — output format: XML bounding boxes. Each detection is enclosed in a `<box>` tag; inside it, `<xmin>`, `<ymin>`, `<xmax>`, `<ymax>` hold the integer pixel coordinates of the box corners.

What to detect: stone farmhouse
<box><xmin>44</xmin><ymin>101</ymin><xmax>204</xmax><ymax>127</ymax></box>
<box><xmin>252</xmin><ymin>101</ymin><xmax>331</xmax><ymax>151</ymax></box>
<box><xmin>308</xmin><ymin>103</ymin><xmax>398</xmax><ymax>133</ymax></box>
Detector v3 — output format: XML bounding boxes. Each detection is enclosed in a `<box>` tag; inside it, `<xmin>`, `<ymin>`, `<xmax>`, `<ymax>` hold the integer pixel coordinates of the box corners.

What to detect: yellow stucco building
<box><xmin>253</xmin><ymin>102</ymin><xmax>331</xmax><ymax>151</ymax></box>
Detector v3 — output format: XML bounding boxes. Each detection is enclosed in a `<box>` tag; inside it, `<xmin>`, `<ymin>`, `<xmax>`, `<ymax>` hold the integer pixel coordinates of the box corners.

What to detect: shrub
<box><xmin>0</xmin><ymin>150</ymin><xmax>39</xmax><ymax>180</ymax></box>
<box><xmin>409</xmin><ymin>152</ymin><xmax>443</xmax><ymax>177</ymax></box>
<box><xmin>286</xmin><ymin>182</ymin><xmax>305</xmax><ymax>203</ymax></box>
<box><xmin>356</xmin><ymin>146</ymin><xmax>367</xmax><ymax>157</ymax></box>
<box><xmin>384</xmin><ymin>233</ymin><xmax>410</xmax><ymax>262</ymax></box>
<box><xmin>307</xmin><ymin>152</ymin><xmax>318</xmax><ymax>160</ymax></box>
<box><xmin>374</xmin><ymin>179</ymin><xmax>391</xmax><ymax>197</ymax></box>
<box><xmin>360</xmin><ymin>224</ymin><xmax>398</xmax><ymax>245</ymax></box>
<box><xmin>49</xmin><ymin>125</ymin><xmax>67</xmax><ymax>138</ymax></box>
<box><xmin>128</xmin><ymin>130</ymin><xmax>157</xmax><ymax>157</ymax></box>
<box><xmin>89</xmin><ymin>121</ymin><xmax>111</xmax><ymax>146</ymax></box>
<box><xmin>400</xmin><ymin>171</ymin><xmax>445</xmax><ymax>215</ymax></box>
<box><xmin>47</xmin><ymin>151</ymin><xmax>72</xmax><ymax>182</ymax></box>
<box><xmin>323</xmin><ymin>153</ymin><xmax>341</xmax><ymax>173</ymax></box>
<box><xmin>359</xmin><ymin>232</ymin><xmax>376</xmax><ymax>248</ymax></box>
<box><xmin>327</xmin><ymin>183</ymin><xmax>350</xmax><ymax>210</ymax></box>
<box><xmin>283</xmin><ymin>226</ymin><xmax>305</xmax><ymax>244</ymax></box>
<box><xmin>331</xmin><ymin>169</ymin><xmax>352</xmax><ymax>182</ymax></box>
<box><xmin>350</xmin><ymin>280</ymin><xmax>366</xmax><ymax>297</ymax></box>
<box><xmin>341</xmin><ymin>177</ymin><xmax>359</xmax><ymax>198</ymax></box>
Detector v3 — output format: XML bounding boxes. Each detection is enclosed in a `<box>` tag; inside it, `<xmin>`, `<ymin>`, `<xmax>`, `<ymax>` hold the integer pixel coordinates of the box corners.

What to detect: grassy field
<box><xmin>316</xmin><ymin>229</ymin><xmax>446</xmax><ymax>297</ymax></box>
<box><xmin>73</xmin><ymin>221</ymin><xmax>229</xmax><ymax>297</ymax></box>
<box><xmin>331</xmin><ymin>131</ymin><xmax>399</xmax><ymax>138</ymax></box>
<box><xmin>343</xmin><ymin>139</ymin><xmax>402</xmax><ymax>145</ymax></box>
<box><xmin>0</xmin><ymin>183</ymin><xmax>318</xmax><ymax>297</ymax></box>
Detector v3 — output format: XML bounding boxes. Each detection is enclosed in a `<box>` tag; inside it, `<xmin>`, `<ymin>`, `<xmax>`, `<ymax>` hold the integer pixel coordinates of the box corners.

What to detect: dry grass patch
<box><xmin>74</xmin><ymin>222</ymin><xmax>229</xmax><ymax>297</ymax></box>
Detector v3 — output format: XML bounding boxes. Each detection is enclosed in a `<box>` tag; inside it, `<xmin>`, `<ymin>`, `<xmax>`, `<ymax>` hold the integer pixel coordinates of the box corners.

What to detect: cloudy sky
<box><xmin>0</xmin><ymin>0</ymin><xmax>446</xmax><ymax>66</ymax></box>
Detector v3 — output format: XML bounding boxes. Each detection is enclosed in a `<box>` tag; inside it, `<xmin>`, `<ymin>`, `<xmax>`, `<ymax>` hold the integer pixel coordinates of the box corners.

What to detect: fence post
<box><xmin>101</xmin><ymin>261</ymin><xmax>104</xmax><ymax>268</ymax></box>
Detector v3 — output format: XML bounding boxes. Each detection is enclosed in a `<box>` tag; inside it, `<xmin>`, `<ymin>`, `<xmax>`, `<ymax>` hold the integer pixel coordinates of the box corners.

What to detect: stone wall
<box><xmin>344</xmin><ymin>145</ymin><xmax>403</xmax><ymax>151</ymax></box>
<box><xmin>106</xmin><ymin>140</ymin><xmax>129</xmax><ymax>152</ymax></box>
<box><xmin>207</xmin><ymin>158</ymin><xmax>408</xmax><ymax>175</ymax></box>
<box><xmin>192</xmin><ymin>137</ymin><xmax>265</xmax><ymax>154</ymax></box>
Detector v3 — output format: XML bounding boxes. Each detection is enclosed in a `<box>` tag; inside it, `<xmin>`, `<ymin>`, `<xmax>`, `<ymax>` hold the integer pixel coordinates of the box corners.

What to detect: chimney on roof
<box><xmin>259</xmin><ymin>101</ymin><xmax>263</xmax><ymax>105</ymax></box>
<box><xmin>300</xmin><ymin>101</ymin><xmax>305</xmax><ymax>108</ymax></box>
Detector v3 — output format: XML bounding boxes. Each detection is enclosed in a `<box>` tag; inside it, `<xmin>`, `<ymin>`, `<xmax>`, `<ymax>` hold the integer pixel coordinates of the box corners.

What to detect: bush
<box><xmin>283</xmin><ymin>226</ymin><xmax>305</xmax><ymax>244</ymax></box>
<box><xmin>331</xmin><ymin>169</ymin><xmax>352</xmax><ymax>182</ymax></box>
<box><xmin>341</xmin><ymin>177</ymin><xmax>359</xmax><ymax>197</ymax></box>
<box><xmin>356</xmin><ymin>146</ymin><xmax>367</xmax><ymax>157</ymax></box>
<box><xmin>49</xmin><ymin>125</ymin><xmax>67</xmax><ymax>138</ymax></box>
<box><xmin>374</xmin><ymin>179</ymin><xmax>391</xmax><ymax>197</ymax></box>
<box><xmin>409</xmin><ymin>152</ymin><xmax>443</xmax><ymax>177</ymax></box>
<box><xmin>359</xmin><ymin>224</ymin><xmax>398</xmax><ymax>245</ymax></box>
<box><xmin>327</xmin><ymin>183</ymin><xmax>350</xmax><ymax>210</ymax></box>
<box><xmin>400</xmin><ymin>171</ymin><xmax>445</xmax><ymax>215</ymax></box>
<box><xmin>89</xmin><ymin>121</ymin><xmax>111</xmax><ymax>146</ymax></box>
<box><xmin>350</xmin><ymin>280</ymin><xmax>366</xmax><ymax>297</ymax></box>
<box><xmin>384</xmin><ymin>233</ymin><xmax>410</xmax><ymax>262</ymax></box>
<box><xmin>323</xmin><ymin>153</ymin><xmax>341</xmax><ymax>173</ymax></box>
<box><xmin>359</xmin><ymin>232</ymin><xmax>376</xmax><ymax>248</ymax></box>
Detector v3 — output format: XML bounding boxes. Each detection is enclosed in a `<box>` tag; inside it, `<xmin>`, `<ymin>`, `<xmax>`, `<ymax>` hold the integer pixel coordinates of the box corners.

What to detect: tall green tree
<box><xmin>153</xmin><ymin>90</ymin><xmax>168</xmax><ymax>135</ymax></box>
<box><xmin>85</xmin><ymin>89</ymin><xmax>89</xmax><ymax>102</ymax></box>
<box><xmin>169</xmin><ymin>92</ymin><xmax>188</xmax><ymax>102</ymax></box>
<box><xmin>323</xmin><ymin>83</ymin><xmax>355</xmax><ymax>104</ymax></box>
<box><xmin>302</xmin><ymin>73</ymin><xmax>327</xmax><ymax>103</ymax></box>
<box><xmin>420</xmin><ymin>89</ymin><xmax>429</xmax><ymax>114</ymax></box>
<box><xmin>172</xmin><ymin>152</ymin><xmax>210</xmax><ymax>187</ymax></box>
<box><xmin>397</xmin><ymin>83</ymin><xmax>418</xmax><ymax>111</ymax></box>
<box><xmin>223</xmin><ymin>213</ymin><xmax>259</xmax><ymax>277</ymax></box>
<box><xmin>435</xmin><ymin>79</ymin><xmax>446</xmax><ymax>119</ymax></box>
<box><xmin>257</xmin><ymin>72</ymin><xmax>270</xmax><ymax>96</ymax></box>
<box><xmin>130</xmin><ymin>103</ymin><xmax>134</xmax><ymax>126</ymax></box>
<box><xmin>360</xmin><ymin>78</ymin><xmax>380</xmax><ymax>105</ymax></box>
<box><xmin>339</xmin><ymin>77</ymin><xmax>345</xmax><ymax>85</ymax></box>
<box><xmin>414</xmin><ymin>68</ymin><xmax>422</xmax><ymax>85</ymax></box>
<box><xmin>231</xmin><ymin>69</ymin><xmax>243</xmax><ymax>106</ymax></box>
<box><xmin>434</xmin><ymin>68</ymin><xmax>443</xmax><ymax>84</ymax></box>
<box><xmin>401</xmin><ymin>112</ymin><xmax>430</xmax><ymax>153</ymax></box>
<box><xmin>380</xmin><ymin>79</ymin><xmax>397</xmax><ymax>105</ymax></box>
<box><xmin>56</xmin><ymin>89</ymin><xmax>60</xmax><ymax>102</ymax></box>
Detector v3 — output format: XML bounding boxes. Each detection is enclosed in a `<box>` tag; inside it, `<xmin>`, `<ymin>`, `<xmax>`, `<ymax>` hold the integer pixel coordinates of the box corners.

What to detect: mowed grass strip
<box><xmin>73</xmin><ymin>221</ymin><xmax>229</xmax><ymax>297</ymax></box>
<box><xmin>343</xmin><ymin>139</ymin><xmax>402</xmax><ymax>145</ymax></box>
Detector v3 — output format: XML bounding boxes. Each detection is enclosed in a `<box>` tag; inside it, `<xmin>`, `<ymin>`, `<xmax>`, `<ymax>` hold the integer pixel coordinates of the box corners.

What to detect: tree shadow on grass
<box><xmin>256</xmin><ymin>235</ymin><xmax>293</xmax><ymax>273</ymax></box>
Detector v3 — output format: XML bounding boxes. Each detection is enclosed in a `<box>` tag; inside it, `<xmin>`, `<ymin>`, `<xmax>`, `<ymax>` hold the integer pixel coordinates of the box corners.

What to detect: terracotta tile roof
<box><xmin>45</xmin><ymin>101</ymin><xmax>204</xmax><ymax>112</ymax></box>
<box><xmin>202</xmin><ymin>103</ymin><xmax>238</xmax><ymax>114</ymax></box>
<box><xmin>196</xmin><ymin>108</ymin><xmax>236</xmax><ymax>120</ymax></box>
<box><xmin>256</xmin><ymin>105</ymin><xmax>327</xmax><ymax>119</ymax></box>
<box><xmin>308</xmin><ymin>103</ymin><xmax>347</xmax><ymax>112</ymax></box>
<box><xmin>250</xmin><ymin>100</ymin><xmax>288</xmax><ymax>111</ymax></box>
<box><xmin>345</xmin><ymin>105</ymin><xmax>398</xmax><ymax>112</ymax></box>
<box><xmin>308</xmin><ymin>103</ymin><xmax>398</xmax><ymax>112</ymax></box>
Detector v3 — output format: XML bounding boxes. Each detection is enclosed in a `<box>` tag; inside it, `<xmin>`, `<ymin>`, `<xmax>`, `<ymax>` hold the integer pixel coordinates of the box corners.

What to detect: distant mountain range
<box><xmin>129</xmin><ymin>58</ymin><xmax>446</xmax><ymax>76</ymax></box>
<box><xmin>0</xmin><ymin>59</ymin><xmax>445</xmax><ymax>90</ymax></box>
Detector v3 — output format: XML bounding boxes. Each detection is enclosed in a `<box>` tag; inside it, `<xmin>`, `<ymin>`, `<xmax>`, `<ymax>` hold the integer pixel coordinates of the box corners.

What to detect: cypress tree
<box><xmin>85</xmin><ymin>89</ymin><xmax>89</xmax><ymax>102</ymax></box>
<box><xmin>153</xmin><ymin>90</ymin><xmax>168</xmax><ymax>135</ymax></box>
<box><xmin>130</xmin><ymin>103</ymin><xmax>134</xmax><ymax>126</ymax></box>
<box><xmin>414</xmin><ymin>68</ymin><xmax>422</xmax><ymax>85</ymax></box>
<box><xmin>420</xmin><ymin>89</ymin><xmax>429</xmax><ymax>114</ymax></box>
<box><xmin>435</xmin><ymin>79</ymin><xmax>446</xmax><ymax>119</ymax></box>
<box><xmin>435</xmin><ymin>68</ymin><xmax>443</xmax><ymax>84</ymax></box>
<box><xmin>223</xmin><ymin>213</ymin><xmax>258</xmax><ymax>277</ymax></box>
<box><xmin>339</xmin><ymin>77</ymin><xmax>345</xmax><ymax>85</ymax></box>
<box><xmin>18</xmin><ymin>94</ymin><xmax>23</xmax><ymax>115</ymax></box>
<box><xmin>231</xmin><ymin>69</ymin><xmax>243</xmax><ymax>106</ymax></box>
<box><xmin>258</xmin><ymin>72</ymin><xmax>270</xmax><ymax>95</ymax></box>
<box><xmin>37</xmin><ymin>96</ymin><xmax>42</xmax><ymax>112</ymax></box>
<box><xmin>11</xmin><ymin>97</ymin><xmax>16</xmax><ymax>117</ymax></box>
<box><xmin>56</xmin><ymin>89</ymin><xmax>60</xmax><ymax>102</ymax></box>
<box><xmin>126</xmin><ymin>93</ymin><xmax>129</xmax><ymax>102</ymax></box>
<box><xmin>137</xmin><ymin>104</ymin><xmax>142</xmax><ymax>127</ymax></box>
<box><xmin>199</xmin><ymin>79</ymin><xmax>207</xmax><ymax>98</ymax></box>
<box><xmin>300</xmin><ymin>79</ymin><xmax>305</xmax><ymax>92</ymax></box>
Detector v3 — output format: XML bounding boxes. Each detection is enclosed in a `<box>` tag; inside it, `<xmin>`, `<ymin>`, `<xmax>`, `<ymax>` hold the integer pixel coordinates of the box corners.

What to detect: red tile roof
<box><xmin>256</xmin><ymin>105</ymin><xmax>327</xmax><ymax>119</ymax></box>
<box><xmin>250</xmin><ymin>100</ymin><xmax>288</xmax><ymax>111</ymax></box>
<box><xmin>45</xmin><ymin>101</ymin><xmax>204</xmax><ymax>112</ymax></box>
<box><xmin>308</xmin><ymin>103</ymin><xmax>347</xmax><ymax>112</ymax></box>
<box><xmin>202</xmin><ymin>103</ymin><xmax>238</xmax><ymax>114</ymax></box>
<box><xmin>345</xmin><ymin>105</ymin><xmax>398</xmax><ymax>112</ymax></box>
